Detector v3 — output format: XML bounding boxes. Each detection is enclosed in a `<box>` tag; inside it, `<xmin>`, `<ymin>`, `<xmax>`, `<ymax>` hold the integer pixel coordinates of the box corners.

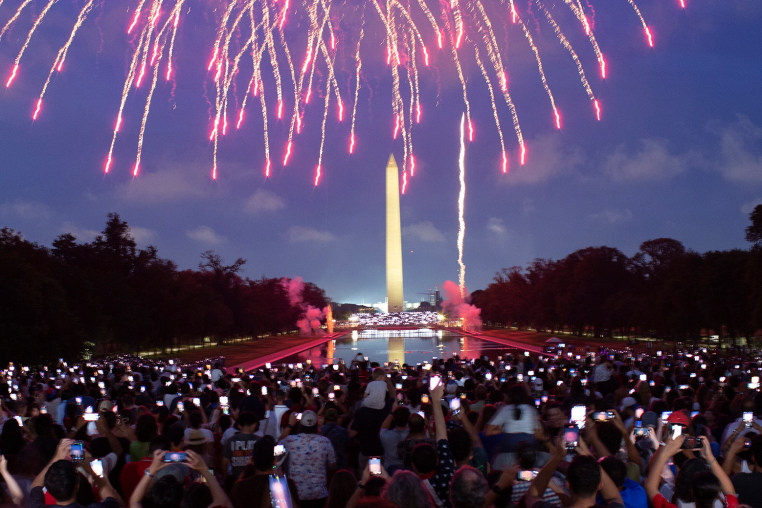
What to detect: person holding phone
<box><xmin>29</xmin><ymin>439</ymin><xmax>124</xmax><ymax>508</ymax></box>
<box><xmin>280</xmin><ymin>410</ymin><xmax>336</xmax><ymax>507</ymax></box>
<box><xmin>645</xmin><ymin>435</ymin><xmax>738</xmax><ymax>508</ymax></box>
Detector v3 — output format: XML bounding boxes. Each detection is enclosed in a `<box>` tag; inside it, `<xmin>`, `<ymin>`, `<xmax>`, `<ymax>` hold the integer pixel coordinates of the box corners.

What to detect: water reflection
<box><xmin>279</xmin><ymin>329</ymin><xmax>511</xmax><ymax>366</ymax></box>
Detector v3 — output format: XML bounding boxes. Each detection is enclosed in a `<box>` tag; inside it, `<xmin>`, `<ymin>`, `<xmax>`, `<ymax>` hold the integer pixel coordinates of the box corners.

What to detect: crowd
<box><xmin>349</xmin><ymin>312</ymin><xmax>442</xmax><ymax>327</ymax></box>
<box><xmin>0</xmin><ymin>343</ymin><xmax>761</xmax><ymax>508</ymax></box>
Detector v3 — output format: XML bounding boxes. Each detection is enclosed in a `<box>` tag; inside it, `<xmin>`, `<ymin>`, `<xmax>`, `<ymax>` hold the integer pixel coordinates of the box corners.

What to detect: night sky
<box><xmin>1</xmin><ymin>1</ymin><xmax>761</xmax><ymax>305</ymax></box>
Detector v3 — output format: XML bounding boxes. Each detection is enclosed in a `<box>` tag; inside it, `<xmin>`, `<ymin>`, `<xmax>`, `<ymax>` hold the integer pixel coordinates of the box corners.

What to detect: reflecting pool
<box><xmin>278</xmin><ymin>329</ymin><xmax>520</xmax><ymax>366</ymax></box>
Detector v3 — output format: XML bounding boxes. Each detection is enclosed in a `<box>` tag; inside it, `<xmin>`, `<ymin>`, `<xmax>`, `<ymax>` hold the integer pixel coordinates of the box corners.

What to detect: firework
<box><xmin>1</xmin><ymin>0</ymin><xmax>673</xmax><ymax>184</ymax></box>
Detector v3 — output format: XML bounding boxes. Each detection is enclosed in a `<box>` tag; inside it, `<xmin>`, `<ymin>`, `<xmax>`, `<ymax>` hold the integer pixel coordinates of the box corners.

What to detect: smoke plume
<box><xmin>442</xmin><ymin>280</ymin><xmax>482</xmax><ymax>331</ymax></box>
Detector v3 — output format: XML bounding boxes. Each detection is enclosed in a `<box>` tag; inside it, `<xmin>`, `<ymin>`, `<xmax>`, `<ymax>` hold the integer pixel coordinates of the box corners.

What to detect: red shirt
<box><xmin>652</xmin><ymin>493</ymin><xmax>738</xmax><ymax>508</ymax></box>
<box><xmin>120</xmin><ymin>458</ymin><xmax>152</xmax><ymax>502</ymax></box>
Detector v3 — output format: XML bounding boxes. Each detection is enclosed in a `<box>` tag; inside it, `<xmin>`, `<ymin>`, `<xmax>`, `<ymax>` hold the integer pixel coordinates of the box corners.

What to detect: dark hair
<box><xmin>599</xmin><ymin>457</ymin><xmax>626</xmax><ymax>488</ymax></box>
<box><xmin>411</xmin><ymin>442</ymin><xmax>438</xmax><ymax>475</ymax></box>
<box><xmin>252</xmin><ymin>435</ymin><xmax>275</xmax><ymax>471</ymax></box>
<box><xmin>149</xmin><ymin>435</ymin><xmax>172</xmax><ymax>454</ymax></box>
<box><xmin>364</xmin><ymin>475</ymin><xmax>387</xmax><ymax>497</ymax></box>
<box><xmin>508</xmin><ymin>384</ymin><xmax>532</xmax><ymax>420</ymax></box>
<box><xmin>448</xmin><ymin>427</ymin><xmax>473</xmax><ymax>463</ymax></box>
<box><xmin>33</xmin><ymin>414</ymin><xmax>54</xmax><ymax>438</ymax></box>
<box><xmin>567</xmin><ymin>455</ymin><xmax>601</xmax><ymax>497</ymax></box>
<box><xmin>596</xmin><ymin>422</ymin><xmax>622</xmax><ymax>456</ymax></box>
<box><xmin>181</xmin><ymin>483</ymin><xmax>213</xmax><ymax>508</ymax></box>
<box><xmin>45</xmin><ymin>460</ymin><xmax>78</xmax><ymax>501</ymax></box>
<box><xmin>326</xmin><ymin>469</ymin><xmax>357</xmax><ymax>508</ymax></box>
<box><xmin>692</xmin><ymin>471</ymin><xmax>721</xmax><ymax>508</ymax></box>
<box><xmin>151</xmin><ymin>475</ymin><xmax>184</xmax><ymax>508</ymax></box>
<box><xmin>751</xmin><ymin>434</ymin><xmax>762</xmax><ymax>466</ymax></box>
<box><xmin>392</xmin><ymin>407</ymin><xmax>410</xmax><ymax>428</ymax></box>
<box><xmin>188</xmin><ymin>410</ymin><xmax>203</xmax><ymax>429</ymax></box>
<box><xmin>674</xmin><ymin>459</ymin><xmax>710</xmax><ymax>502</ymax></box>
<box><xmin>136</xmin><ymin>413</ymin><xmax>158</xmax><ymax>443</ymax></box>
<box><xmin>236</xmin><ymin>411</ymin><xmax>258</xmax><ymax>428</ymax></box>
<box><xmin>0</xmin><ymin>417</ymin><xmax>24</xmax><ymax>455</ymax></box>
<box><xmin>408</xmin><ymin>413</ymin><xmax>426</xmax><ymax>434</ymax></box>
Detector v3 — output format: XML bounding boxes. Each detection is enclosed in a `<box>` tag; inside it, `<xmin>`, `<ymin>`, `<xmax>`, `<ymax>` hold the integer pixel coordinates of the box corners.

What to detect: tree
<box><xmin>746</xmin><ymin>204</ymin><xmax>762</xmax><ymax>247</ymax></box>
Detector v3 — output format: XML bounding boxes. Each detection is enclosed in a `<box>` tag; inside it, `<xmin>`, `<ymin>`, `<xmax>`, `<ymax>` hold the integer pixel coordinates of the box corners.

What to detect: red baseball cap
<box><xmin>667</xmin><ymin>410</ymin><xmax>690</xmax><ymax>426</ymax></box>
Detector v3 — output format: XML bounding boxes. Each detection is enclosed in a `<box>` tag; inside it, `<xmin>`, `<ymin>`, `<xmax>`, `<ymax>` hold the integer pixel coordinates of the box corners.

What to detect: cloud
<box><xmin>403</xmin><ymin>221</ymin><xmax>446</xmax><ymax>242</ymax></box>
<box><xmin>504</xmin><ymin>135</ymin><xmax>584</xmax><ymax>185</ymax></box>
<box><xmin>0</xmin><ymin>200</ymin><xmax>52</xmax><ymax>221</ymax></box>
<box><xmin>243</xmin><ymin>188</ymin><xmax>286</xmax><ymax>214</ymax></box>
<box><xmin>128</xmin><ymin>226</ymin><xmax>157</xmax><ymax>245</ymax></box>
<box><xmin>712</xmin><ymin>115</ymin><xmax>762</xmax><ymax>183</ymax></box>
<box><xmin>119</xmin><ymin>167</ymin><xmax>208</xmax><ymax>204</ymax></box>
<box><xmin>589</xmin><ymin>209</ymin><xmax>634</xmax><ymax>224</ymax></box>
<box><xmin>286</xmin><ymin>226</ymin><xmax>335</xmax><ymax>243</ymax></box>
<box><xmin>604</xmin><ymin>139</ymin><xmax>693</xmax><ymax>182</ymax></box>
<box><xmin>187</xmin><ymin>226</ymin><xmax>226</xmax><ymax>245</ymax></box>
<box><xmin>60</xmin><ymin>222</ymin><xmax>99</xmax><ymax>242</ymax></box>
<box><xmin>486</xmin><ymin>217</ymin><xmax>507</xmax><ymax>237</ymax></box>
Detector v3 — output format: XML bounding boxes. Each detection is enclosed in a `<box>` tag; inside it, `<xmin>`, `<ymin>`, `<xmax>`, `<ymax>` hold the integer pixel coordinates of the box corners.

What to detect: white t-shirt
<box><xmin>489</xmin><ymin>404</ymin><xmax>538</xmax><ymax>435</ymax></box>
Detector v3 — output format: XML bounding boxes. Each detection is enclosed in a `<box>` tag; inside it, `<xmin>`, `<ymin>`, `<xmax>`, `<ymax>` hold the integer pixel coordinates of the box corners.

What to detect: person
<box><xmin>29</xmin><ymin>438</ymin><xmax>124</xmax><ymax>508</ymax></box>
<box><xmin>384</xmin><ymin>469</ymin><xmax>434</xmax><ymax>508</ymax></box>
<box><xmin>326</xmin><ymin>469</ymin><xmax>357</xmax><ymax>508</ymax></box>
<box><xmin>449</xmin><ymin>465</ymin><xmax>488</xmax><ymax>508</ymax></box>
<box><xmin>222</xmin><ymin>411</ymin><xmax>260</xmax><ymax>482</ymax></box>
<box><xmin>728</xmin><ymin>434</ymin><xmax>762</xmax><ymax>507</ymax></box>
<box><xmin>0</xmin><ymin>455</ymin><xmax>24</xmax><ymax>505</ymax></box>
<box><xmin>130</xmin><ymin>414</ymin><xmax>158</xmax><ymax>463</ymax></box>
<box><xmin>409</xmin><ymin>381</ymin><xmax>455</xmax><ymax>508</ymax></box>
<box><xmin>229</xmin><ymin>436</ymin><xmax>300</xmax><ymax>508</ymax></box>
<box><xmin>380</xmin><ymin>405</ymin><xmax>410</xmax><ymax>473</ymax></box>
<box><xmin>128</xmin><ymin>449</ymin><xmax>232</xmax><ymax>508</ymax></box>
<box><xmin>320</xmin><ymin>408</ymin><xmax>350</xmax><ymax>470</ymax></box>
<box><xmin>485</xmin><ymin>384</ymin><xmax>539</xmax><ymax>453</ymax></box>
<box><xmin>645</xmin><ymin>435</ymin><xmax>737</xmax><ymax>508</ymax></box>
<box><xmin>280</xmin><ymin>410</ymin><xmax>337</xmax><ymax>508</ymax></box>
<box><xmin>363</xmin><ymin>368</ymin><xmax>391</xmax><ymax>410</ymax></box>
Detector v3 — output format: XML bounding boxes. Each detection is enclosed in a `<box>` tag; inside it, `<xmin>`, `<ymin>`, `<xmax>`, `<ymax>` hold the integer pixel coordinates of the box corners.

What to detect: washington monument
<box><xmin>386</xmin><ymin>154</ymin><xmax>404</xmax><ymax>312</ymax></box>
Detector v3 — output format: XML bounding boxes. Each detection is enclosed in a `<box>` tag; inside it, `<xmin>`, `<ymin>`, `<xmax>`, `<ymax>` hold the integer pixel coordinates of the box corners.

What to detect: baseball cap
<box><xmin>667</xmin><ymin>410</ymin><xmax>690</xmax><ymax>426</ymax></box>
<box><xmin>619</xmin><ymin>397</ymin><xmax>637</xmax><ymax>413</ymax></box>
<box><xmin>301</xmin><ymin>410</ymin><xmax>318</xmax><ymax>427</ymax></box>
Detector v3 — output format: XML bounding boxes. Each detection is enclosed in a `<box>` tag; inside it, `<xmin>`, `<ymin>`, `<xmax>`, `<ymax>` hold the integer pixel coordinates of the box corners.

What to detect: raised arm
<box><xmin>699</xmin><ymin>436</ymin><xmax>736</xmax><ymax>497</ymax></box>
<box><xmin>0</xmin><ymin>456</ymin><xmax>23</xmax><ymax>505</ymax></box>
<box><xmin>186</xmin><ymin>450</ymin><xmax>233</xmax><ymax>508</ymax></box>
<box><xmin>429</xmin><ymin>382</ymin><xmax>447</xmax><ymax>441</ymax></box>
<box><xmin>645</xmin><ymin>434</ymin><xmax>684</xmax><ymax>502</ymax></box>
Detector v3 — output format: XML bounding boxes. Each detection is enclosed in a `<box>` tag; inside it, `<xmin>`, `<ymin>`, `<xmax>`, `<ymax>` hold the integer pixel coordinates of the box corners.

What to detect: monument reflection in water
<box><xmin>282</xmin><ymin>329</ymin><xmax>506</xmax><ymax>366</ymax></box>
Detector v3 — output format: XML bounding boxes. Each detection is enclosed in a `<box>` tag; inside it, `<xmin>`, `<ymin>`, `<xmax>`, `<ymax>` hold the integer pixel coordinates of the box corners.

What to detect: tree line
<box><xmin>0</xmin><ymin>213</ymin><xmax>328</xmax><ymax>365</ymax></box>
<box><xmin>471</xmin><ymin>205</ymin><xmax>762</xmax><ymax>344</ymax></box>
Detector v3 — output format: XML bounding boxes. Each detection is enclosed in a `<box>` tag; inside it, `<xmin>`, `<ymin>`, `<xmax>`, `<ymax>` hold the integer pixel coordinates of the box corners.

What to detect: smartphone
<box><xmin>83</xmin><ymin>412</ymin><xmax>98</xmax><ymax>422</ymax></box>
<box><xmin>449</xmin><ymin>398</ymin><xmax>461</xmax><ymax>415</ymax></box>
<box><xmin>219</xmin><ymin>396</ymin><xmax>228</xmax><ymax>405</ymax></box>
<box><xmin>744</xmin><ymin>412</ymin><xmax>753</xmax><ymax>428</ymax></box>
<box><xmin>156</xmin><ymin>400</ymin><xmax>164</xmax><ymax>407</ymax></box>
<box><xmin>269</xmin><ymin>475</ymin><xmax>294</xmax><ymax>508</ymax></box>
<box><xmin>661</xmin><ymin>411</ymin><xmax>672</xmax><ymax>421</ymax></box>
<box><xmin>312</xmin><ymin>387</ymin><xmax>320</xmax><ymax>396</ymax></box>
<box><xmin>13</xmin><ymin>415</ymin><xmax>23</xmax><ymax>425</ymax></box>
<box><xmin>535</xmin><ymin>398</ymin><xmax>541</xmax><ymax>407</ymax></box>
<box><xmin>192</xmin><ymin>397</ymin><xmax>201</xmax><ymax>406</ymax></box>
<box><xmin>571</xmin><ymin>405</ymin><xmax>586</xmax><ymax>429</ymax></box>
<box><xmin>295</xmin><ymin>413</ymin><xmax>303</xmax><ymax>421</ymax></box>
<box><xmin>274</xmin><ymin>444</ymin><xmax>286</xmax><ymax>457</ymax></box>
<box><xmin>682</xmin><ymin>436</ymin><xmax>702</xmax><ymax>449</ymax></box>
<box><xmin>564</xmin><ymin>424</ymin><xmax>579</xmax><ymax>450</ymax></box>
<box><xmin>70</xmin><ymin>441</ymin><xmax>85</xmax><ymax>462</ymax></box>
<box><xmin>395</xmin><ymin>383</ymin><xmax>403</xmax><ymax>390</ymax></box>
<box><xmin>670</xmin><ymin>424</ymin><xmax>683</xmax><ymax>440</ymax></box>
<box><xmin>163</xmin><ymin>452</ymin><xmax>187</xmax><ymax>463</ymax></box>
<box><xmin>421</xmin><ymin>395</ymin><xmax>430</xmax><ymax>404</ymax></box>
<box><xmin>592</xmin><ymin>411</ymin><xmax>615</xmax><ymax>422</ymax></box>
<box><xmin>639</xmin><ymin>374</ymin><xmax>647</xmax><ymax>381</ymax></box>
<box><xmin>90</xmin><ymin>459</ymin><xmax>104</xmax><ymax>478</ymax></box>
<box><xmin>222</xmin><ymin>405</ymin><xmax>230</xmax><ymax>415</ymax></box>
<box><xmin>177</xmin><ymin>401</ymin><xmax>184</xmax><ymax>413</ymax></box>
<box><xmin>635</xmin><ymin>406</ymin><xmax>645</xmax><ymax>419</ymax></box>
<box><xmin>429</xmin><ymin>375</ymin><xmax>441</xmax><ymax>391</ymax></box>
<box><xmin>634</xmin><ymin>420</ymin><xmax>648</xmax><ymax>437</ymax></box>
<box><xmin>369</xmin><ymin>457</ymin><xmax>382</xmax><ymax>476</ymax></box>
<box><xmin>517</xmin><ymin>470</ymin><xmax>539</xmax><ymax>481</ymax></box>
<box><xmin>328</xmin><ymin>392</ymin><xmax>335</xmax><ymax>401</ymax></box>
